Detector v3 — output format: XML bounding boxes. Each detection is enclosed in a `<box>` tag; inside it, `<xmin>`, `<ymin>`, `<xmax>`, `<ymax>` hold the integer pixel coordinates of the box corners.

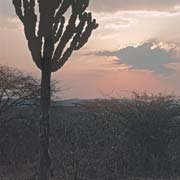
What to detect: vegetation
<box><xmin>0</xmin><ymin>65</ymin><xmax>40</xmax><ymax>179</ymax></box>
<box><xmin>0</xmin><ymin>65</ymin><xmax>39</xmax><ymax>127</ymax></box>
<box><xmin>1</xmin><ymin>90</ymin><xmax>180</xmax><ymax>180</ymax></box>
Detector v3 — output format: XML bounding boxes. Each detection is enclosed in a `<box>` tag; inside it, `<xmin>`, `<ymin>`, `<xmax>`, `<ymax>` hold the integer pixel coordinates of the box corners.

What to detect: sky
<box><xmin>0</xmin><ymin>0</ymin><xmax>180</xmax><ymax>99</ymax></box>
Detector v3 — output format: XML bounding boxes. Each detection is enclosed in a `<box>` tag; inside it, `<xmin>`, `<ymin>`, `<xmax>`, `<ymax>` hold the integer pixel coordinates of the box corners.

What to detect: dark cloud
<box><xmin>89</xmin><ymin>0</ymin><xmax>180</xmax><ymax>12</ymax></box>
<box><xmin>96</xmin><ymin>42</ymin><xmax>180</xmax><ymax>75</ymax></box>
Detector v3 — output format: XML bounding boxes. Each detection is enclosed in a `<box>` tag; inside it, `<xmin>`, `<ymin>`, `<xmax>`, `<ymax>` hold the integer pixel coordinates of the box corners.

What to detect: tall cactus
<box><xmin>12</xmin><ymin>0</ymin><xmax>98</xmax><ymax>179</ymax></box>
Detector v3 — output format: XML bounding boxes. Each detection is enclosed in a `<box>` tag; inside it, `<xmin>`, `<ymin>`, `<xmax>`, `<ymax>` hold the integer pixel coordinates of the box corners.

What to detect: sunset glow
<box><xmin>1</xmin><ymin>0</ymin><xmax>180</xmax><ymax>99</ymax></box>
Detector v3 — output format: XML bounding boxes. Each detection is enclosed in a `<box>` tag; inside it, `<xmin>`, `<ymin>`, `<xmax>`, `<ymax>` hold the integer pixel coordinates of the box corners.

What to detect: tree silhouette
<box><xmin>12</xmin><ymin>0</ymin><xmax>98</xmax><ymax>179</ymax></box>
<box><xmin>0</xmin><ymin>65</ymin><xmax>39</xmax><ymax>125</ymax></box>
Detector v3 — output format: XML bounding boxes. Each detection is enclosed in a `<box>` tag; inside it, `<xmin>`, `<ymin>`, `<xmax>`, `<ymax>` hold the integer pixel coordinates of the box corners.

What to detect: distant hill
<box><xmin>51</xmin><ymin>98</ymin><xmax>104</xmax><ymax>107</ymax></box>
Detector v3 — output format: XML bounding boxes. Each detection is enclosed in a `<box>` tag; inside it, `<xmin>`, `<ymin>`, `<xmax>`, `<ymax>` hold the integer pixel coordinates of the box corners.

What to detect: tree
<box><xmin>115</xmin><ymin>93</ymin><xmax>180</xmax><ymax>176</ymax></box>
<box><xmin>12</xmin><ymin>0</ymin><xmax>98</xmax><ymax>179</ymax></box>
<box><xmin>0</xmin><ymin>65</ymin><xmax>39</xmax><ymax>124</ymax></box>
<box><xmin>0</xmin><ymin>65</ymin><xmax>40</xmax><ymax>164</ymax></box>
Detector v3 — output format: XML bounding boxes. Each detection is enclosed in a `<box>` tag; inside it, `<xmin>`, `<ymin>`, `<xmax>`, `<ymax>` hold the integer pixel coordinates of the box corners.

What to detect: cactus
<box><xmin>12</xmin><ymin>0</ymin><xmax>98</xmax><ymax>72</ymax></box>
<box><xmin>12</xmin><ymin>0</ymin><xmax>98</xmax><ymax>180</ymax></box>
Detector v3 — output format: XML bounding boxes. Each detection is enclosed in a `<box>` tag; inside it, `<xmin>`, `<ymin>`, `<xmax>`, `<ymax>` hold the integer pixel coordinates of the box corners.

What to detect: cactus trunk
<box><xmin>39</xmin><ymin>58</ymin><xmax>51</xmax><ymax>180</ymax></box>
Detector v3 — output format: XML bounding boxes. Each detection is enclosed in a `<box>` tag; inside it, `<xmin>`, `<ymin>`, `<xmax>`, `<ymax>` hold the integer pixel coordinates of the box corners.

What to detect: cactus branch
<box><xmin>12</xmin><ymin>0</ymin><xmax>24</xmax><ymax>22</ymax></box>
<box><xmin>52</xmin><ymin>12</ymin><xmax>78</xmax><ymax>63</ymax></box>
<box><xmin>51</xmin><ymin>11</ymin><xmax>98</xmax><ymax>72</ymax></box>
<box><xmin>13</xmin><ymin>0</ymin><xmax>42</xmax><ymax>69</ymax></box>
<box><xmin>53</xmin><ymin>16</ymin><xmax>65</xmax><ymax>43</ymax></box>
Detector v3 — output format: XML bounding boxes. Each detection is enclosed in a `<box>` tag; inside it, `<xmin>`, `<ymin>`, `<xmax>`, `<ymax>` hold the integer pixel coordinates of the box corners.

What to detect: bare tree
<box><xmin>12</xmin><ymin>0</ymin><xmax>98</xmax><ymax>179</ymax></box>
<box><xmin>0</xmin><ymin>65</ymin><xmax>39</xmax><ymax>124</ymax></box>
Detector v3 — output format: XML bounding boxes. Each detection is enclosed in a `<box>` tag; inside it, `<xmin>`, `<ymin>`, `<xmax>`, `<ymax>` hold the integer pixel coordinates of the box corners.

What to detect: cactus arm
<box><xmin>13</xmin><ymin>0</ymin><xmax>42</xmax><ymax>69</ymax></box>
<box><xmin>51</xmin><ymin>11</ymin><xmax>98</xmax><ymax>72</ymax></box>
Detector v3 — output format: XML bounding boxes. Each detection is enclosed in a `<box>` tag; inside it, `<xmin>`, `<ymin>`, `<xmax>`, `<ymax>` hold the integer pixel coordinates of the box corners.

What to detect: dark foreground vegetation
<box><xmin>1</xmin><ymin>90</ymin><xmax>180</xmax><ymax>180</ymax></box>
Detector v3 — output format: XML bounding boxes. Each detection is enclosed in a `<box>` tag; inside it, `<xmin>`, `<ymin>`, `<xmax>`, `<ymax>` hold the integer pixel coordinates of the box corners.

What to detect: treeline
<box><xmin>1</xmin><ymin>91</ymin><xmax>180</xmax><ymax>179</ymax></box>
<box><xmin>52</xmin><ymin>93</ymin><xmax>180</xmax><ymax>179</ymax></box>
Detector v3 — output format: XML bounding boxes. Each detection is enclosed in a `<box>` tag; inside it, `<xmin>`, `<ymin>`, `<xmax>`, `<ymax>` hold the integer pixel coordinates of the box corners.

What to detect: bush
<box><xmin>1</xmin><ymin>91</ymin><xmax>180</xmax><ymax>179</ymax></box>
<box><xmin>0</xmin><ymin>65</ymin><xmax>40</xmax><ymax>165</ymax></box>
<box><xmin>116</xmin><ymin>93</ymin><xmax>180</xmax><ymax>176</ymax></box>
<box><xmin>82</xmin><ymin>93</ymin><xmax>180</xmax><ymax>177</ymax></box>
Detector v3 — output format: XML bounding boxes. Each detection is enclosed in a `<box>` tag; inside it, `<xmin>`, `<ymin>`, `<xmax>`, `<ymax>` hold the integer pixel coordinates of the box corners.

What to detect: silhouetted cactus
<box><xmin>12</xmin><ymin>0</ymin><xmax>98</xmax><ymax>71</ymax></box>
<box><xmin>12</xmin><ymin>0</ymin><xmax>98</xmax><ymax>180</ymax></box>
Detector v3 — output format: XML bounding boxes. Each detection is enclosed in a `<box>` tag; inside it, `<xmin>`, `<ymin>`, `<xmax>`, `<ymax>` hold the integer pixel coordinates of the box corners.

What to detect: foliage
<box><xmin>1</xmin><ymin>93</ymin><xmax>180</xmax><ymax>179</ymax></box>
<box><xmin>0</xmin><ymin>65</ymin><xmax>40</xmax><ymax>167</ymax></box>
<box><xmin>0</xmin><ymin>65</ymin><xmax>39</xmax><ymax>122</ymax></box>
<box><xmin>116</xmin><ymin>92</ymin><xmax>180</xmax><ymax>176</ymax></box>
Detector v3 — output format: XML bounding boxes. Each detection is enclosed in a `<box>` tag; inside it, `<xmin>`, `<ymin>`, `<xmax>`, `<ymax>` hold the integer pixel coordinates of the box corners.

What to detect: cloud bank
<box><xmin>96</xmin><ymin>42</ymin><xmax>180</xmax><ymax>75</ymax></box>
